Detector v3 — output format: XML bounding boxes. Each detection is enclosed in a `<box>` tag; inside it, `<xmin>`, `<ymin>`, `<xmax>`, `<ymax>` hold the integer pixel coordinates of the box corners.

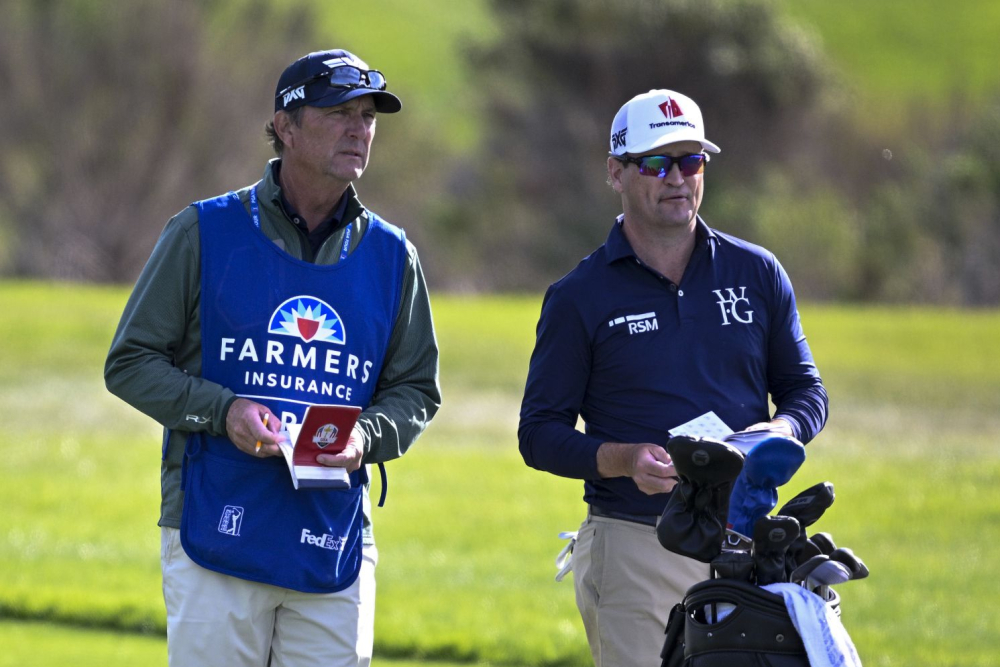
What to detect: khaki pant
<box><xmin>572</xmin><ymin>514</ymin><xmax>710</xmax><ymax>667</ymax></box>
<box><xmin>161</xmin><ymin>526</ymin><xmax>377</xmax><ymax>667</ymax></box>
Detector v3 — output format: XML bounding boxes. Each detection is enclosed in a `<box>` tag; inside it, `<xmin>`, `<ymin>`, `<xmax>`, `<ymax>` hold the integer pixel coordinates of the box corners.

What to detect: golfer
<box><xmin>518</xmin><ymin>89</ymin><xmax>828</xmax><ymax>667</ymax></box>
<box><xmin>105</xmin><ymin>49</ymin><xmax>440</xmax><ymax>666</ymax></box>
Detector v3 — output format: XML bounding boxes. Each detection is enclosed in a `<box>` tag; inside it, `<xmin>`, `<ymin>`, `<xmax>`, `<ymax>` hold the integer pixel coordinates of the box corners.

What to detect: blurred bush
<box><xmin>0</xmin><ymin>0</ymin><xmax>997</xmax><ymax>304</ymax></box>
<box><xmin>0</xmin><ymin>0</ymin><xmax>311</xmax><ymax>281</ymax></box>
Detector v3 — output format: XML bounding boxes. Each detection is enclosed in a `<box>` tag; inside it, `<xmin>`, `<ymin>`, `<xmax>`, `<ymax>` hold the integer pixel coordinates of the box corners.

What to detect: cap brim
<box><xmin>629</xmin><ymin>131</ymin><xmax>721</xmax><ymax>154</ymax></box>
<box><xmin>311</xmin><ymin>88</ymin><xmax>402</xmax><ymax>114</ymax></box>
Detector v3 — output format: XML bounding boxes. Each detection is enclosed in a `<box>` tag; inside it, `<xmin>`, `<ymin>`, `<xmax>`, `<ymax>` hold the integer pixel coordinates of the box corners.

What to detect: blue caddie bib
<box><xmin>179</xmin><ymin>187</ymin><xmax>405</xmax><ymax>593</ymax></box>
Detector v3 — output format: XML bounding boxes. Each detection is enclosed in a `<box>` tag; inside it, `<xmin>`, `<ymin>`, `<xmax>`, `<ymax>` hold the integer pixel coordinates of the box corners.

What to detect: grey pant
<box><xmin>161</xmin><ymin>527</ymin><xmax>377</xmax><ymax>667</ymax></box>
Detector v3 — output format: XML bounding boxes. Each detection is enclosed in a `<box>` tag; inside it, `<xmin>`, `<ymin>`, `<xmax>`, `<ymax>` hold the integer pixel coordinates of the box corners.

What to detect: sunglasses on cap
<box><xmin>617</xmin><ymin>153</ymin><xmax>709</xmax><ymax>178</ymax></box>
<box><xmin>277</xmin><ymin>65</ymin><xmax>388</xmax><ymax>100</ymax></box>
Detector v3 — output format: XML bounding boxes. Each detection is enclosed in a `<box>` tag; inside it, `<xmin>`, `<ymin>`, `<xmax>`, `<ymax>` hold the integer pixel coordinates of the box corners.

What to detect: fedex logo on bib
<box><xmin>268</xmin><ymin>296</ymin><xmax>346</xmax><ymax>345</ymax></box>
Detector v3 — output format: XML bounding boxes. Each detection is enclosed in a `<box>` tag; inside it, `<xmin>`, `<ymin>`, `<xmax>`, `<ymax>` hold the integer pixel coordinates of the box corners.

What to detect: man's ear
<box><xmin>607</xmin><ymin>156</ymin><xmax>624</xmax><ymax>193</ymax></box>
<box><xmin>273</xmin><ymin>111</ymin><xmax>296</xmax><ymax>149</ymax></box>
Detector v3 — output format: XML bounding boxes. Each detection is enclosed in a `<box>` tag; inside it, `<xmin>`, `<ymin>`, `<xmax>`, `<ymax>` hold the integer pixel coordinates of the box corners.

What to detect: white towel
<box><xmin>763</xmin><ymin>583</ymin><xmax>862</xmax><ymax>667</ymax></box>
<box><xmin>554</xmin><ymin>531</ymin><xmax>577</xmax><ymax>582</ymax></box>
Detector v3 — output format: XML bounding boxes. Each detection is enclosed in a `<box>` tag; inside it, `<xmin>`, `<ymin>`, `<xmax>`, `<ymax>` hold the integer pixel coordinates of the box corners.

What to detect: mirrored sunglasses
<box><xmin>277</xmin><ymin>65</ymin><xmax>388</xmax><ymax>101</ymax></box>
<box><xmin>619</xmin><ymin>153</ymin><xmax>708</xmax><ymax>178</ymax></box>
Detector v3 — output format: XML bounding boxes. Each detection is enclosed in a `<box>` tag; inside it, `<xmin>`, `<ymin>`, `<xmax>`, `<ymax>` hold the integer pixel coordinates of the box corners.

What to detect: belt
<box><xmin>589</xmin><ymin>505</ymin><xmax>659</xmax><ymax>527</ymax></box>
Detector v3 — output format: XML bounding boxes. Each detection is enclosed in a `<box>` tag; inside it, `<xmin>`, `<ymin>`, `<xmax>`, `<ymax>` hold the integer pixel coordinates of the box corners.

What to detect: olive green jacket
<box><xmin>104</xmin><ymin>160</ymin><xmax>441</xmax><ymax>544</ymax></box>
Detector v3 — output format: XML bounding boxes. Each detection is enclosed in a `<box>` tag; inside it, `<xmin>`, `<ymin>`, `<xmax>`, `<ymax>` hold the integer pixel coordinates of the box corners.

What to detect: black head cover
<box><xmin>776</xmin><ymin>481</ymin><xmax>835</xmax><ymax>529</ymax></box>
<box><xmin>667</xmin><ymin>435</ymin><xmax>745</xmax><ymax>485</ymax></box>
<box><xmin>829</xmin><ymin>547</ymin><xmax>870</xmax><ymax>581</ymax></box>
<box><xmin>810</xmin><ymin>532</ymin><xmax>837</xmax><ymax>556</ymax></box>
<box><xmin>656</xmin><ymin>436</ymin><xmax>745</xmax><ymax>562</ymax></box>
<box><xmin>752</xmin><ymin>515</ymin><xmax>801</xmax><ymax>586</ymax></box>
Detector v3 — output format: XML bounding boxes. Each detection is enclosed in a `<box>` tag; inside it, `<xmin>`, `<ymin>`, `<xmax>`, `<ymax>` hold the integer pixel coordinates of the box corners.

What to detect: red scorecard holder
<box><xmin>278</xmin><ymin>404</ymin><xmax>363</xmax><ymax>490</ymax></box>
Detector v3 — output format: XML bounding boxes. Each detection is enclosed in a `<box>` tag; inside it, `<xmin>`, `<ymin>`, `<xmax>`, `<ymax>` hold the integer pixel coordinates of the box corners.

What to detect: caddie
<box><xmin>105</xmin><ymin>49</ymin><xmax>440</xmax><ymax>667</ymax></box>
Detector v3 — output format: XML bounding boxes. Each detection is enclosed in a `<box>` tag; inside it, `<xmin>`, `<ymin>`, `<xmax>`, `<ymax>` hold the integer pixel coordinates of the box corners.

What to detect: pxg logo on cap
<box><xmin>609</xmin><ymin>89</ymin><xmax>721</xmax><ymax>156</ymax></box>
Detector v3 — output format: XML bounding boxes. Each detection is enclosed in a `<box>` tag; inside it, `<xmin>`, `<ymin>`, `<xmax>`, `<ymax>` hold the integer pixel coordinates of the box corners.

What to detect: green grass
<box><xmin>778</xmin><ymin>0</ymin><xmax>1000</xmax><ymax>113</ymax></box>
<box><xmin>2</xmin><ymin>280</ymin><xmax>1000</xmax><ymax>666</ymax></box>
<box><xmin>0</xmin><ymin>621</ymin><xmax>495</xmax><ymax>667</ymax></box>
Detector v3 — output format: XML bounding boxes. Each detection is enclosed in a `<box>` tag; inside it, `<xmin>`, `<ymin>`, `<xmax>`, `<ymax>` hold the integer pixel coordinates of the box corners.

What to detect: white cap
<box><xmin>609</xmin><ymin>89</ymin><xmax>721</xmax><ymax>156</ymax></box>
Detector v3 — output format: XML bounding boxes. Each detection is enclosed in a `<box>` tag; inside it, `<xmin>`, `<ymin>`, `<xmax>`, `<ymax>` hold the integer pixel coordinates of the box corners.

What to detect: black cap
<box><xmin>274</xmin><ymin>49</ymin><xmax>401</xmax><ymax>114</ymax></box>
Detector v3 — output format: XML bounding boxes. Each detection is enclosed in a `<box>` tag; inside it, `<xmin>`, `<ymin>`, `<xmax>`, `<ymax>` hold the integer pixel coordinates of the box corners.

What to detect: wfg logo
<box><xmin>267</xmin><ymin>296</ymin><xmax>346</xmax><ymax>345</ymax></box>
<box><xmin>712</xmin><ymin>287</ymin><xmax>753</xmax><ymax>325</ymax></box>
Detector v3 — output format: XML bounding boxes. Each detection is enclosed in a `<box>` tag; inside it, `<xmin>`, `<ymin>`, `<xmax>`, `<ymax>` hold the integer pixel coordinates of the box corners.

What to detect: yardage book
<box><xmin>276</xmin><ymin>404</ymin><xmax>363</xmax><ymax>490</ymax></box>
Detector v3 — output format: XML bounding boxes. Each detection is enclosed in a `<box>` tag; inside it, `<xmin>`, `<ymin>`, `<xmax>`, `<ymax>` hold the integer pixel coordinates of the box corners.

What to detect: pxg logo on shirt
<box><xmin>268</xmin><ymin>296</ymin><xmax>346</xmax><ymax>345</ymax></box>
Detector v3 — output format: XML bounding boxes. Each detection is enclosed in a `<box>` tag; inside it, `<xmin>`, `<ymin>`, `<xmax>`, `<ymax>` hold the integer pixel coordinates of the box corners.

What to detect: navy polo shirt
<box><xmin>518</xmin><ymin>217</ymin><xmax>828</xmax><ymax>517</ymax></box>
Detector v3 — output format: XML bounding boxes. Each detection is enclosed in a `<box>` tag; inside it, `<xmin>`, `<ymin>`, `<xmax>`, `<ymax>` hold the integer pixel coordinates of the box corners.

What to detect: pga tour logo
<box><xmin>609</xmin><ymin>311</ymin><xmax>659</xmax><ymax>335</ymax></box>
<box><xmin>218</xmin><ymin>505</ymin><xmax>244</xmax><ymax>537</ymax></box>
<box><xmin>267</xmin><ymin>296</ymin><xmax>346</xmax><ymax>345</ymax></box>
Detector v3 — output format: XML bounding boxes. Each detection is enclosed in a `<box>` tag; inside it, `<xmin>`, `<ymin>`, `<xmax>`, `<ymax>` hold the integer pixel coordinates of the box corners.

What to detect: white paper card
<box><xmin>668</xmin><ymin>411</ymin><xmax>734</xmax><ymax>440</ymax></box>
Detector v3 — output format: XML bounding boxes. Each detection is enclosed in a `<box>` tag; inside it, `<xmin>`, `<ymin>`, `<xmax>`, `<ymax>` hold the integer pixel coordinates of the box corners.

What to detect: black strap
<box><xmin>660</xmin><ymin>602</ymin><xmax>686</xmax><ymax>667</ymax></box>
<box><xmin>376</xmin><ymin>462</ymin><xmax>387</xmax><ymax>507</ymax></box>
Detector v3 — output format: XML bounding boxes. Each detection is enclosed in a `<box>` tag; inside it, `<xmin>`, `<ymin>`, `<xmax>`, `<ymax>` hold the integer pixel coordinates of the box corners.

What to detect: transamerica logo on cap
<box><xmin>267</xmin><ymin>296</ymin><xmax>346</xmax><ymax>345</ymax></box>
<box><xmin>659</xmin><ymin>98</ymin><xmax>684</xmax><ymax>119</ymax></box>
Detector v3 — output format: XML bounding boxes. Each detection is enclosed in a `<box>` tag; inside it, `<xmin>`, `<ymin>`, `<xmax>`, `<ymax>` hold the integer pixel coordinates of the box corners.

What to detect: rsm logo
<box><xmin>609</xmin><ymin>312</ymin><xmax>659</xmax><ymax>335</ymax></box>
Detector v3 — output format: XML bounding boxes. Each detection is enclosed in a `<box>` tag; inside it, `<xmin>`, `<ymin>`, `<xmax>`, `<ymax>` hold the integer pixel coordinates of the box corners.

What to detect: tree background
<box><xmin>1</xmin><ymin>0</ymin><xmax>998</xmax><ymax>304</ymax></box>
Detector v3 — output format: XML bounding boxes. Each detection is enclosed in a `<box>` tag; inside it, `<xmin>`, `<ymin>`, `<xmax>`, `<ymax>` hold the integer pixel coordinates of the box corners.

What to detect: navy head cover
<box><xmin>726</xmin><ymin>435</ymin><xmax>806</xmax><ymax>538</ymax></box>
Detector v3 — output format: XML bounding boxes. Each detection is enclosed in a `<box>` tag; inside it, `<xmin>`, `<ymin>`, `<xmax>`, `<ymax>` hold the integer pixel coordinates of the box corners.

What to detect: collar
<box><xmin>604</xmin><ymin>214</ymin><xmax>719</xmax><ymax>264</ymax></box>
<box><xmin>260</xmin><ymin>159</ymin><xmax>363</xmax><ymax>229</ymax></box>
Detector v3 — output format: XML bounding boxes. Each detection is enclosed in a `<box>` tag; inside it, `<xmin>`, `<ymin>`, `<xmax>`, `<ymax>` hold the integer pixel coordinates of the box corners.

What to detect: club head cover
<box><xmin>710</xmin><ymin>551</ymin><xmax>755</xmax><ymax>583</ymax></box>
<box><xmin>742</xmin><ymin>435</ymin><xmax>806</xmax><ymax>488</ymax></box>
<box><xmin>810</xmin><ymin>532</ymin><xmax>837</xmax><ymax>555</ymax></box>
<box><xmin>752</xmin><ymin>515</ymin><xmax>800</xmax><ymax>586</ymax></box>
<box><xmin>776</xmin><ymin>481</ymin><xmax>835</xmax><ymax>529</ymax></box>
<box><xmin>726</xmin><ymin>436</ymin><xmax>805</xmax><ymax>536</ymax></box>
<box><xmin>829</xmin><ymin>547</ymin><xmax>870</xmax><ymax>581</ymax></box>
<box><xmin>666</xmin><ymin>435</ymin><xmax>745</xmax><ymax>486</ymax></box>
<box><xmin>806</xmin><ymin>560</ymin><xmax>852</xmax><ymax>587</ymax></box>
<box><xmin>721</xmin><ymin>529</ymin><xmax>753</xmax><ymax>553</ymax></box>
<box><xmin>656</xmin><ymin>437</ymin><xmax>745</xmax><ymax>562</ymax></box>
<box><xmin>800</xmin><ymin>538</ymin><xmax>822</xmax><ymax>561</ymax></box>
<box><xmin>790</xmin><ymin>554</ymin><xmax>829</xmax><ymax>585</ymax></box>
<box><xmin>656</xmin><ymin>480</ymin><xmax>721</xmax><ymax>562</ymax></box>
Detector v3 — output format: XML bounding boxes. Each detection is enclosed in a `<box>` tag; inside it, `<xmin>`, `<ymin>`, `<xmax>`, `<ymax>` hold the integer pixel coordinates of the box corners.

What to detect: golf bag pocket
<box><xmin>180</xmin><ymin>434</ymin><xmax>364</xmax><ymax>594</ymax></box>
<box><xmin>681</xmin><ymin>579</ymin><xmax>808</xmax><ymax>667</ymax></box>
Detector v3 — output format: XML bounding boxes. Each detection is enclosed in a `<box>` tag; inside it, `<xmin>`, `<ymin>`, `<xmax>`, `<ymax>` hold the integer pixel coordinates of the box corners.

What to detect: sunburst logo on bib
<box><xmin>267</xmin><ymin>296</ymin><xmax>345</xmax><ymax>344</ymax></box>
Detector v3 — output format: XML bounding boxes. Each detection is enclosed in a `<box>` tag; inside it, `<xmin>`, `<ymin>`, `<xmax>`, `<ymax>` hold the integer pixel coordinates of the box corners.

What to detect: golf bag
<box><xmin>660</xmin><ymin>578</ymin><xmax>840</xmax><ymax>667</ymax></box>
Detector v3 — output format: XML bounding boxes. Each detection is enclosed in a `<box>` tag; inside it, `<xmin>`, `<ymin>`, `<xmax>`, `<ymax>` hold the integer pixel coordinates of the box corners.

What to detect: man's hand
<box><xmin>597</xmin><ymin>442</ymin><xmax>679</xmax><ymax>495</ymax></box>
<box><xmin>316</xmin><ymin>427</ymin><xmax>365</xmax><ymax>473</ymax></box>
<box><xmin>226</xmin><ymin>398</ymin><xmax>281</xmax><ymax>457</ymax></box>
